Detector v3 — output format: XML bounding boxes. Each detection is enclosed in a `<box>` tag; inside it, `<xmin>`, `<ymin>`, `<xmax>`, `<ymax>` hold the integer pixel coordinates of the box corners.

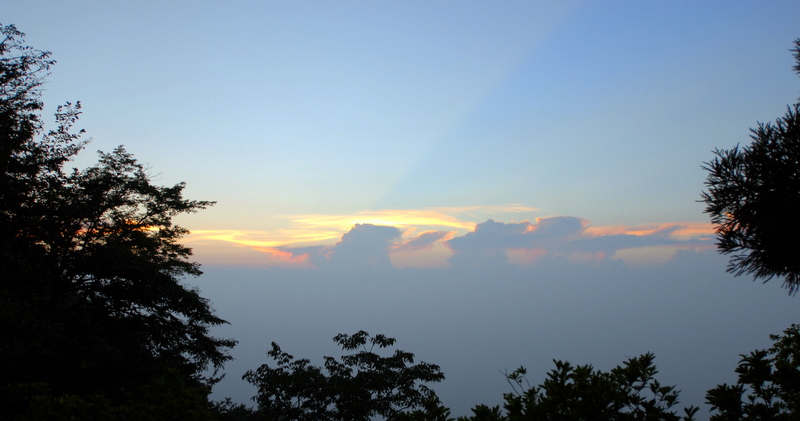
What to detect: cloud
<box><xmin>446</xmin><ymin>216</ymin><xmax>588</xmax><ymax>250</ymax></box>
<box><xmin>186</xmin><ymin>229</ymin><xmax>341</xmax><ymax>248</ymax></box>
<box><xmin>529</xmin><ymin>216</ymin><xmax>588</xmax><ymax>239</ymax></box>
<box><xmin>242</xmin><ymin>225</ymin><xmax>404</xmax><ymax>270</ymax></box>
<box><xmin>445</xmin><ymin>217</ymin><xmax>589</xmax><ymax>268</ymax></box>
<box><xmin>326</xmin><ymin>224</ymin><xmax>402</xmax><ymax>271</ymax></box>
<box><xmin>186</xmin><ymin>207</ymin><xmax>714</xmax><ymax>269</ymax></box>
<box><xmin>259</xmin><ymin>245</ymin><xmax>332</xmax><ymax>268</ymax></box>
<box><xmin>445</xmin><ymin>220</ymin><xmax>532</xmax><ymax>268</ymax></box>
<box><xmin>444</xmin><ymin>217</ymin><xmax>713</xmax><ymax>269</ymax></box>
<box><xmin>251</xmin><ymin>247</ymin><xmax>315</xmax><ymax>268</ymax></box>
<box><xmin>393</xmin><ymin>230</ymin><xmax>454</xmax><ymax>253</ymax></box>
<box><xmin>219</xmin><ymin>224</ymin><xmax>402</xmax><ymax>270</ymax></box>
<box><xmin>186</xmin><ymin>205</ymin><xmax>535</xmax><ymax>251</ymax></box>
<box><xmin>568</xmin><ymin>232</ymin><xmax>677</xmax><ymax>254</ymax></box>
<box><xmin>583</xmin><ymin>222</ymin><xmax>715</xmax><ymax>240</ymax></box>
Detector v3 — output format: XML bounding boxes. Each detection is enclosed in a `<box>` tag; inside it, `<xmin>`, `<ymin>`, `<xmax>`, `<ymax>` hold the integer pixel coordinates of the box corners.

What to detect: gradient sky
<box><xmin>7</xmin><ymin>1</ymin><xmax>800</xmax><ymax>418</ymax></box>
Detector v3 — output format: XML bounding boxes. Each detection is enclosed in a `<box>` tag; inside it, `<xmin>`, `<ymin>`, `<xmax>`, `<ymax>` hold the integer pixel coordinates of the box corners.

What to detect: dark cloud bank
<box><xmin>189</xmin><ymin>219</ymin><xmax>799</xmax><ymax>419</ymax></box>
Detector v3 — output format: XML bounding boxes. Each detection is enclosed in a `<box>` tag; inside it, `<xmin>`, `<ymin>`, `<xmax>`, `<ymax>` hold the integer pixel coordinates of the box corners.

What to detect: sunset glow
<box><xmin>185</xmin><ymin>209</ymin><xmax>717</xmax><ymax>269</ymax></box>
<box><xmin>583</xmin><ymin>222</ymin><xmax>716</xmax><ymax>240</ymax></box>
<box><xmin>10</xmin><ymin>2</ymin><xmax>800</xmax><ymax>416</ymax></box>
<box><xmin>285</xmin><ymin>205</ymin><xmax>537</xmax><ymax>232</ymax></box>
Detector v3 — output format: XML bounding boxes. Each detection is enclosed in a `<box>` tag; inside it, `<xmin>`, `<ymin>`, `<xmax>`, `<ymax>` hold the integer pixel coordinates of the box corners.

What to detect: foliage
<box><xmin>1</xmin><ymin>368</ymin><xmax>219</xmax><ymax>421</ymax></box>
<box><xmin>0</xmin><ymin>23</ymin><xmax>235</xmax><ymax>418</ymax></box>
<box><xmin>706</xmin><ymin>324</ymin><xmax>800</xmax><ymax>420</ymax></box>
<box><xmin>211</xmin><ymin>398</ymin><xmax>261</xmax><ymax>421</ymax></box>
<box><xmin>700</xmin><ymin>39</ymin><xmax>800</xmax><ymax>294</ymax></box>
<box><xmin>457</xmin><ymin>353</ymin><xmax>698</xmax><ymax>421</ymax></box>
<box><xmin>395</xmin><ymin>396</ymin><xmax>455</xmax><ymax>421</ymax></box>
<box><xmin>243</xmin><ymin>330</ymin><xmax>445</xmax><ymax>421</ymax></box>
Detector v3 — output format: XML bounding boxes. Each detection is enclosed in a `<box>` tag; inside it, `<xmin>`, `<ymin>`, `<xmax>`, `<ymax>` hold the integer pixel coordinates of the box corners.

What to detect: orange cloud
<box><xmin>186</xmin><ymin>229</ymin><xmax>341</xmax><ymax>248</ymax></box>
<box><xmin>251</xmin><ymin>247</ymin><xmax>314</xmax><ymax>268</ymax></box>
<box><xmin>583</xmin><ymin>222</ymin><xmax>714</xmax><ymax>240</ymax></box>
<box><xmin>392</xmin><ymin>230</ymin><xmax>458</xmax><ymax>252</ymax></box>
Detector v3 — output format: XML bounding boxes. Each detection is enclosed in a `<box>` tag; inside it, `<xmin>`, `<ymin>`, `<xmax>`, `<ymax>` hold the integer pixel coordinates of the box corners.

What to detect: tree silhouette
<box><xmin>701</xmin><ymin>39</ymin><xmax>800</xmax><ymax>294</ymax></box>
<box><xmin>453</xmin><ymin>353</ymin><xmax>698</xmax><ymax>421</ymax></box>
<box><xmin>244</xmin><ymin>331</ymin><xmax>445</xmax><ymax>421</ymax></box>
<box><xmin>0</xmin><ymin>23</ymin><xmax>235</xmax><ymax>417</ymax></box>
<box><xmin>706</xmin><ymin>324</ymin><xmax>800</xmax><ymax>420</ymax></box>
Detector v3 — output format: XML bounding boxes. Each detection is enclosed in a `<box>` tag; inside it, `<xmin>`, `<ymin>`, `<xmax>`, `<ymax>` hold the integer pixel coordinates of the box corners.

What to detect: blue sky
<box><xmin>7</xmin><ymin>1</ymin><xmax>800</xmax><ymax>417</ymax></box>
<box><xmin>12</xmin><ymin>1</ymin><xmax>799</xmax><ymax>232</ymax></box>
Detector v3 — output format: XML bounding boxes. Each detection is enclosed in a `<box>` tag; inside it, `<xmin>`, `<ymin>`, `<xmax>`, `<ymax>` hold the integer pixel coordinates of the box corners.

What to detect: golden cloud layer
<box><xmin>187</xmin><ymin>205</ymin><xmax>539</xmax><ymax>247</ymax></box>
<box><xmin>184</xmin><ymin>206</ymin><xmax>716</xmax><ymax>268</ymax></box>
<box><xmin>583</xmin><ymin>222</ymin><xmax>715</xmax><ymax>240</ymax></box>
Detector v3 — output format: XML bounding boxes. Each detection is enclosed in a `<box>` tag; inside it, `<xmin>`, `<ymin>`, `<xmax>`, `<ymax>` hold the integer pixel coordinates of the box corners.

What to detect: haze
<box><xmin>7</xmin><ymin>1</ymin><xmax>800</xmax><ymax>417</ymax></box>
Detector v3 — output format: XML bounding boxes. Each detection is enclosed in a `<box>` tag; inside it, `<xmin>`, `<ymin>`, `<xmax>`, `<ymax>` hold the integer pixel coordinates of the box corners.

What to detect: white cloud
<box><xmin>326</xmin><ymin>224</ymin><xmax>402</xmax><ymax>271</ymax></box>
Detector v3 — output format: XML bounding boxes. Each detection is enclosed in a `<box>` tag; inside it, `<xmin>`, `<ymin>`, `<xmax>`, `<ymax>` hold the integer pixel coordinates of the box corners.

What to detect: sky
<box><xmin>6</xmin><ymin>1</ymin><xmax>800</xmax><ymax>418</ymax></box>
